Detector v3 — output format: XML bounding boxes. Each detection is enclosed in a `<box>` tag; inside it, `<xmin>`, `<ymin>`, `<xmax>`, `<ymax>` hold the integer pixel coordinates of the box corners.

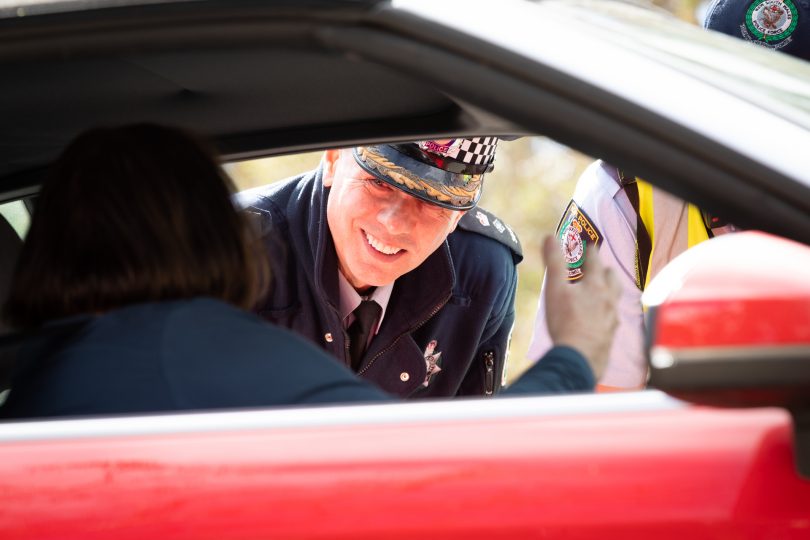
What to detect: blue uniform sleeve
<box><xmin>503</xmin><ymin>345</ymin><xmax>595</xmax><ymax>395</ymax></box>
<box><xmin>161</xmin><ymin>299</ymin><xmax>392</xmax><ymax>409</ymax></box>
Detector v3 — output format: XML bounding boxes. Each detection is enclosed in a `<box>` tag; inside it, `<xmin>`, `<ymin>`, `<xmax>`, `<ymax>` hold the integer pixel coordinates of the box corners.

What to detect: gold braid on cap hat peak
<box><xmin>358</xmin><ymin>147</ymin><xmax>482</xmax><ymax>207</ymax></box>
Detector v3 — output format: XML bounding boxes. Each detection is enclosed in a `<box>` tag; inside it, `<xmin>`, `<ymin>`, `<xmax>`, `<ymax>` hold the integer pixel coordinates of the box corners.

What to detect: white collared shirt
<box><xmin>527</xmin><ymin>160</ymin><xmax>645</xmax><ymax>388</ymax></box>
<box><xmin>337</xmin><ymin>271</ymin><xmax>394</xmax><ymax>337</ymax></box>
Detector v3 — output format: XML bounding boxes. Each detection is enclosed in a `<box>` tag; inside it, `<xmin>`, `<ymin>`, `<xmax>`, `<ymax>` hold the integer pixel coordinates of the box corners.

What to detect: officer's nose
<box><xmin>376</xmin><ymin>191</ymin><xmax>419</xmax><ymax>235</ymax></box>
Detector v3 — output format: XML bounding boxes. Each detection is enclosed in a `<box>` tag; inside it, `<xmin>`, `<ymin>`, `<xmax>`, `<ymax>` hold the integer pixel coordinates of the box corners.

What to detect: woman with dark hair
<box><xmin>1</xmin><ymin>124</ymin><xmax>389</xmax><ymax>418</ymax></box>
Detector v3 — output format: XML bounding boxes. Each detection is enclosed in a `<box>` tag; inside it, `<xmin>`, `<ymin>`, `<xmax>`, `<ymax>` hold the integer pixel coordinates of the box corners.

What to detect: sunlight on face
<box><xmin>323</xmin><ymin>149</ymin><xmax>464</xmax><ymax>291</ymax></box>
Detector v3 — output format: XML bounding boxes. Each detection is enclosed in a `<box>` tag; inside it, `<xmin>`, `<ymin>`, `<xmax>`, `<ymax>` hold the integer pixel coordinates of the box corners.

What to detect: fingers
<box><xmin>542</xmin><ymin>235</ymin><xmax>564</xmax><ymax>278</ymax></box>
<box><xmin>578</xmin><ymin>245</ymin><xmax>617</xmax><ymax>295</ymax></box>
<box><xmin>606</xmin><ymin>266</ymin><xmax>622</xmax><ymax>298</ymax></box>
<box><xmin>587</xmin><ymin>247</ymin><xmax>620</xmax><ymax>297</ymax></box>
<box><xmin>543</xmin><ymin>234</ymin><xmax>618</xmax><ymax>298</ymax></box>
<box><xmin>578</xmin><ymin>242</ymin><xmax>605</xmax><ymax>282</ymax></box>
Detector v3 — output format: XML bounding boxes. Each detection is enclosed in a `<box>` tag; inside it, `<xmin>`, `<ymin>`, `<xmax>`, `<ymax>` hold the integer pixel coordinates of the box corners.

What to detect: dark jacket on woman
<box><xmin>0</xmin><ymin>298</ymin><xmax>593</xmax><ymax>420</ymax></box>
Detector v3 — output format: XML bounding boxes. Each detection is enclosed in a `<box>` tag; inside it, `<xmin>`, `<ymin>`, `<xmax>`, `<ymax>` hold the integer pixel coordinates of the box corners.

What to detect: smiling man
<box><xmin>239</xmin><ymin>139</ymin><xmax>543</xmax><ymax>398</ymax></box>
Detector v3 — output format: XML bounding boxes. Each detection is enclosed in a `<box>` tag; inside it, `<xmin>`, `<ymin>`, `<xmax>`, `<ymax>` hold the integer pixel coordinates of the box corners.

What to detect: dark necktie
<box><xmin>348</xmin><ymin>300</ymin><xmax>381</xmax><ymax>371</ymax></box>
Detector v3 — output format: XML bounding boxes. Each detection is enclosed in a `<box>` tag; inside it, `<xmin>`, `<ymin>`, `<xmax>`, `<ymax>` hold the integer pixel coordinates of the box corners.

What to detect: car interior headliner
<box><xmin>0</xmin><ymin>48</ymin><xmax>478</xmax><ymax>197</ymax></box>
<box><xmin>0</xmin><ymin>3</ymin><xmax>520</xmax><ymax>202</ymax></box>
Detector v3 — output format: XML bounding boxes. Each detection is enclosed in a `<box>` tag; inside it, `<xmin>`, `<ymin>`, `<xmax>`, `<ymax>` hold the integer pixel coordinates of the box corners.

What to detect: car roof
<box><xmin>0</xmin><ymin>0</ymin><xmax>808</xmax><ymax>243</ymax></box>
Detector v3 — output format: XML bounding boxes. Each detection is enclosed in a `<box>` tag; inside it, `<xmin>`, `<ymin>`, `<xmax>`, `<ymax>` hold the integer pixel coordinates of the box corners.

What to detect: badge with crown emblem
<box><xmin>746</xmin><ymin>0</ymin><xmax>798</xmax><ymax>43</ymax></box>
<box><xmin>556</xmin><ymin>200</ymin><xmax>602</xmax><ymax>281</ymax></box>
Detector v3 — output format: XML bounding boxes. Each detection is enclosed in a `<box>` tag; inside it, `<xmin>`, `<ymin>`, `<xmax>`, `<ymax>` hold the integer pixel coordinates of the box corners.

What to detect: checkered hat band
<box><xmin>419</xmin><ymin>137</ymin><xmax>498</xmax><ymax>165</ymax></box>
<box><xmin>457</xmin><ymin>137</ymin><xmax>498</xmax><ymax>165</ymax></box>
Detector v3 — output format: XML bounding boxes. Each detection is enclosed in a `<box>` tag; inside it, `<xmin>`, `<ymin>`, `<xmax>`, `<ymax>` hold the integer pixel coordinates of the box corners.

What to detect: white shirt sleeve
<box><xmin>526</xmin><ymin>160</ymin><xmax>648</xmax><ymax>388</ymax></box>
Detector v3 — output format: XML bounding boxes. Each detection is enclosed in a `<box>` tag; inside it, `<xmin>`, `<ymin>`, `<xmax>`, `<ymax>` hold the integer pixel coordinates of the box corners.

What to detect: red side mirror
<box><xmin>643</xmin><ymin>231</ymin><xmax>810</xmax><ymax>477</ymax></box>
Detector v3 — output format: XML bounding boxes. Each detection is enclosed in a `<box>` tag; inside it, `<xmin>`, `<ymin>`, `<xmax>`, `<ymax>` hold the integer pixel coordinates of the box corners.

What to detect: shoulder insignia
<box><xmin>458</xmin><ymin>207</ymin><xmax>522</xmax><ymax>262</ymax></box>
<box><xmin>555</xmin><ymin>200</ymin><xmax>603</xmax><ymax>281</ymax></box>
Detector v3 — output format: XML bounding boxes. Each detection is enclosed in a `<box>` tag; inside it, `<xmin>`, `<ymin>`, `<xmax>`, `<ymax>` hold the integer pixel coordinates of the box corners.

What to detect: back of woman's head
<box><xmin>4</xmin><ymin>124</ymin><xmax>268</xmax><ymax>329</ymax></box>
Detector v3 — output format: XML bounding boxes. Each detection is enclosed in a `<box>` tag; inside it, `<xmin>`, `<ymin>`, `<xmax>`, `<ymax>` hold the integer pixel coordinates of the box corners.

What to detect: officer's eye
<box><xmin>368</xmin><ymin>178</ymin><xmax>389</xmax><ymax>190</ymax></box>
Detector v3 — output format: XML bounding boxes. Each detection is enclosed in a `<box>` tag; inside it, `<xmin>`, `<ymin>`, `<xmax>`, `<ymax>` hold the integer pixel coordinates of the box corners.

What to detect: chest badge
<box><xmin>422</xmin><ymin>339</ymin><xmax>443</xmax><ymax>387</ymax></box>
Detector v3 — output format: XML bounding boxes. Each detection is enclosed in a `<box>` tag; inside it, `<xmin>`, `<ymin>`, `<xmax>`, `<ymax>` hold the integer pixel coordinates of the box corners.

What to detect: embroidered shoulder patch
<box><xmin>458</xmin><ymin>207</ymin><xmax>522</xmax><ymax>262</ymax></box>
<box><xmin>555</xmin><ymin>200</ymin><xmax>602</xmax><ymax>281</ymax></box>
<box><xmin>746</xmin><ymin>0</ymin><xmax>798</xmax><ymax>43</ymax></box>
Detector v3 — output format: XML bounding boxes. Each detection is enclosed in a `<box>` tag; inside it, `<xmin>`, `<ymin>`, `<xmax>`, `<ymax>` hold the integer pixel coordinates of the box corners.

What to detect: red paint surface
<box><xmin>656</xmin><ymin>298</ymin><xmax>810</xmax><ymax>347</ymax></box>
<box><xmin>0</xmin><ymin>406</ymin><xmax>807</xmax><ymax>539</ymax></box>
<box><xmin>651</xmin><ymin>232</ymin><xmax>810</xmax><ymax>348</ymax></box>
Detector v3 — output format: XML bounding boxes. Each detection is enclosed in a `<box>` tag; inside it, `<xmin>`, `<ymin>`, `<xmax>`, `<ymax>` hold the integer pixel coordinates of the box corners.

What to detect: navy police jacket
<box><xmin>239</xmin><ymin>169</ymin><xmax>524</xmax><ymax>398</ymax></box>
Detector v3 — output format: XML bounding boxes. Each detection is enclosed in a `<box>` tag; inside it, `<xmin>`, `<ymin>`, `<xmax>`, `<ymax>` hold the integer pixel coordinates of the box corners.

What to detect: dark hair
<box><xmin>4</xmin><ymin>124</ymin><xmax>269</xmax><ymax>329</ymax></box>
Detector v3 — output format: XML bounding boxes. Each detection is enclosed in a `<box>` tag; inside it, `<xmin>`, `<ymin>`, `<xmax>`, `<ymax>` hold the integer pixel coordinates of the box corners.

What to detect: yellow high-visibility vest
<box><xmin>633</xmin><ymin>179</ymin><xmax>709</xmax><ymax>290</ymax></box>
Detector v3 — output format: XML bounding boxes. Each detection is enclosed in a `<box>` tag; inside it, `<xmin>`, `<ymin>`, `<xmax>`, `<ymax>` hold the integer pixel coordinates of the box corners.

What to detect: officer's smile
<box><xmin>364</xmin><ymin>230</ymin><xmax>402</xmax><ymax>255</ymax></box>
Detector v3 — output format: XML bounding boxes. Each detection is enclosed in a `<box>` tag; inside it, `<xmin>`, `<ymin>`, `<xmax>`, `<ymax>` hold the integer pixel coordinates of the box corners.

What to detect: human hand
<box><xmin>542</xmin><ymin>235</ymin><xmax>621</xmax><ymax>380</ymax></box>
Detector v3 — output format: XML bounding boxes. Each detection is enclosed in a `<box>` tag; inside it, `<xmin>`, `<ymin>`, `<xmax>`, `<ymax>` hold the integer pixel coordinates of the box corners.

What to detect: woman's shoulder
<box><xmin>161</xmin><ymin>297</ymin><xmax>335</xmax><ymax>364</ymax></box>
<box><xmin>163</xmin><ymin>297</ymin><xmax>294</xmax><ymax>339</ymax></box>
<box><xmin>157</xmin><ymin>297</ymin><xmax>391</xmax><ymax>407</ymax></box>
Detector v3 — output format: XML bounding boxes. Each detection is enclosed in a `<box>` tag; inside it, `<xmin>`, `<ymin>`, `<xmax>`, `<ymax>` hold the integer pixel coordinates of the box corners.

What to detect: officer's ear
<box><xmin>449</xmin><ymin>210</ymin><xmax>466</xmax><ymax>232</ymax></box>
<box><xmin>321</xmin><ymin>149</ymin><xmax>342</xmax><ymax>187</ymax></box>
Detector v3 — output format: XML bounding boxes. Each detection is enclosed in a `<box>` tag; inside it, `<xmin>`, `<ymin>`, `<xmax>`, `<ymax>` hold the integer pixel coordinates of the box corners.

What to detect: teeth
<box><xmin>366</xmin><ymin>232</ymin><xmax>402</xmax><ymax>255</ymax></box>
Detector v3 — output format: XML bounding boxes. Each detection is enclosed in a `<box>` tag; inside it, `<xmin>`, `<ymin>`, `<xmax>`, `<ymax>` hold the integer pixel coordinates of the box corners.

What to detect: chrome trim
<box><xmin>0</xmin><ymin>391</ymin><xmax>685</xmax><ymax>442</ymax></box>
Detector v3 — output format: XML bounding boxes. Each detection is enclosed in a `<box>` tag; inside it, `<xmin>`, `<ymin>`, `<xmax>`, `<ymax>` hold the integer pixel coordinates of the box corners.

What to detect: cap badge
<box><xmin>420</xmin><ymin>139</ymin><xmax>459</xmax><ymax>159</ymax></box>
<box><xmin>746</xmin><ymin>0</ymin><xmax>798</xmax><ymax>42</ymax></box>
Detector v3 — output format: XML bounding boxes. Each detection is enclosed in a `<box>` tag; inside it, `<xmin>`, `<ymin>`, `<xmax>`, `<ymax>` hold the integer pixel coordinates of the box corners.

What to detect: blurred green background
<box><xmin>227</xmin><ymin>0</ymin><xmax>703</xmax><ymax>382</ymax></box>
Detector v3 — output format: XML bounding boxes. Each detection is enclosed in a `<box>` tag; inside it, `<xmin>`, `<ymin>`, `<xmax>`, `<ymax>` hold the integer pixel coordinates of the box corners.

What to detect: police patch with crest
<box><xmin>555</xmin><ymin>200</ymin><xmax>602</xmax><ymax>281</ymax></box>
<box><xmin>743</xmin><ymin>0</ymin><xmax>799</xmax><ymax>48</ymax></box>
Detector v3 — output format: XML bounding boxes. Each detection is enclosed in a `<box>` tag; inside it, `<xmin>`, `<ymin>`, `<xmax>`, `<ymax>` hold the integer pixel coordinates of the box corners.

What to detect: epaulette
<box><xmin>457</xmin><ymin>207</ymin><xmax>523</xmax><ymax>263</ymax></box>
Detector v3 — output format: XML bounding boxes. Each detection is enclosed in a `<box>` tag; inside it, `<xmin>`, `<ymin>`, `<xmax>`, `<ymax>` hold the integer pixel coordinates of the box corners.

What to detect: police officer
<box><xmin>239</xmin><ymin>138</ymin><xmax>589</xmax><ymax>398</ymax></box>
<box><xmin>527</xmin><ymin>0</ymin><xmax>810</xmax><ymax>391</ymax></box>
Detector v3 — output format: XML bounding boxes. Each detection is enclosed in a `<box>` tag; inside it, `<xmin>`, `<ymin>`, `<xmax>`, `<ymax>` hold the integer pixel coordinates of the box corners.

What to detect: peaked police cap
<box><xmin>705</xmin><ymin>0</ymin><xmax>810</xmax><ymax>60</ymax></box>
<box><xmin>353</xmin><ymin>138</ymin><xmax>500</xmax><ymax>211</ymax></box>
